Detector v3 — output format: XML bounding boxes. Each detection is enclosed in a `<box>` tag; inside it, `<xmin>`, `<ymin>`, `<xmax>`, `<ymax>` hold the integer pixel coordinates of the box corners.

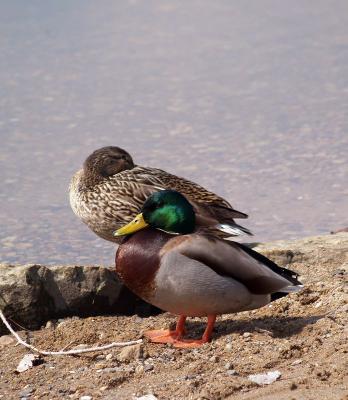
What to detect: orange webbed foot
<box><xmin>144</xmin><ymin>315</ymin><xmax>216</xmax><ymax>348</ymax></box>
<box><xmin>144</xmin><ymin>329</ymin><xmax>180</xmax><ymax>344</ymax></box>
<box><xmin>144</xmin><ymin>315</ymin><xmax>187</xmax><ymax>344</ymax></box>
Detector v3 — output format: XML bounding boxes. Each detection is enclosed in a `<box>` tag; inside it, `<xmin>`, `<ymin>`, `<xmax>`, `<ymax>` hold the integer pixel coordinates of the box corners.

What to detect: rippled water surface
<box><xmin>1</xmin><ymin>1</ymin><xmax>347</xmax><ymax>265</ymax></box>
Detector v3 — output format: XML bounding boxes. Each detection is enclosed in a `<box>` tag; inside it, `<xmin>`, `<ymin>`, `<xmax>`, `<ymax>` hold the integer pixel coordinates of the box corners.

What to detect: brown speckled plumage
<box><xmin>69</xmin><ymin>146</ymin><xmax>250</xmax><ymax>243</ymax></box>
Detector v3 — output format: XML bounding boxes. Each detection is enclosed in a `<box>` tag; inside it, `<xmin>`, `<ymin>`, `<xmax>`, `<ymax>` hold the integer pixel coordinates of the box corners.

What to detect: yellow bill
<box><xmin>113</xmin><ymin>213</ymin><xmax>149</xmax><ymax>236</ymax></box>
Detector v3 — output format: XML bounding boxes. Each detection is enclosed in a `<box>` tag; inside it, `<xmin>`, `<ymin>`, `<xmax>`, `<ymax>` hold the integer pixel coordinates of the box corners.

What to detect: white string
<box><xmin>0</xmin><ymin>310</ymin><xmax>142</xmax><ymax>355</ymax></box>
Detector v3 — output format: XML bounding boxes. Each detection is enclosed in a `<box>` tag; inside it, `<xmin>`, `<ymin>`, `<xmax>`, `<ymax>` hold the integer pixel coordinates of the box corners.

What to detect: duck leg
<box><xmin>144</xmin><ymin>315</ymin><xmax>187</xmax><ymax>344</ymax></box>
<box><xmin>173</xmin><ymin>315</ymin><xmax>216</xmax><ymax>348</ymax></box>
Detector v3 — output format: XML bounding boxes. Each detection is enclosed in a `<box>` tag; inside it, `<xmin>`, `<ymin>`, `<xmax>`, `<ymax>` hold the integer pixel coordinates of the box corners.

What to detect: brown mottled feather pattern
<box><xmin>70</xmin><ymin>165</ymin><xmax>248</xmax><ymax>243</ymax></box>
<box><xmin>116</xmin><ymin>228</ymin><xmax>172</xmax><ymax>300</ymax></box>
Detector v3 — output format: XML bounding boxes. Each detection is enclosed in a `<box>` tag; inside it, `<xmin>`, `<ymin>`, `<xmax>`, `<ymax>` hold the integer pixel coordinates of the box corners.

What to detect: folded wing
<box><xmin>172</xmin><ymin>234</ymin><xmax>302</xmax><ymax>295</ymax></box>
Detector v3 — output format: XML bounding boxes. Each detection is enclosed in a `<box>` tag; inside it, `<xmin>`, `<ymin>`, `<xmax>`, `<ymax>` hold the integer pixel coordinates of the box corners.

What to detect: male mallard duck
<box><xmin>69</xmin><ymin>146</ymin><xmax>251</xmax><ymax>244</ymax></box>
<box><xmin>114</xmin><ymin>190</ymin><xmax>303</xmax><ymax>348</ymax></box>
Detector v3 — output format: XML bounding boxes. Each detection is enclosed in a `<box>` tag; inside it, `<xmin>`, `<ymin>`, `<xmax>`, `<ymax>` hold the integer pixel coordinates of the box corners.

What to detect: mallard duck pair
<box><xmin>69</xmin><ymin>146</ymin><xmax>251</xmax><ymax>243</ymax></box>
<box><xmin>70</xmin><ymin>147</ymin><xmax>302</xmax><ymax>348</ymax></box>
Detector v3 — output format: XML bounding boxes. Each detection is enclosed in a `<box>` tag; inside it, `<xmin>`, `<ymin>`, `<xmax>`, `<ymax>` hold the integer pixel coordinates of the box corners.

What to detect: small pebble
<box><xmin>291</xmin><ymin>359</ymin><xmax>303</xmax><ymax>366</ymax></box>
<box><xmin>144</xmin><ymin>364</ymin><xmax>154</xmax><ymax>372</ymax></box>
<box><xmin>227</xmin><ymin>369</ymin><xmax>238</xmax><ymax>376</ymax></box>
<box><xmin>0</xmin><ymin>335</ymin><xmax>15</xmax><ymax>346</ymax></box>
<box><xmin>184</xmin><ymin>374</ymin><xmax>196</xmax><ymax>380</ymax></box>
<box><xmin>224</xmin><ymin>362</ymin><xmax>234</xmax><ymax>370</ymax></box>
<box><xmin>135</xmin><ymin>365</ymin><xmax>144</xmax><ymax>374</ymax></box>
<box><xmin>97</xmin><ymin>367</ymin><xmax>121</xmax><ymax>373</ymax></box>
<box><xmin>19</xmin><ymin>386</ymin><xmax>34</xmax><ymax>398</ymax></box>
<box><xmin>225</xmin><ymin>343</ymin><xmax>233</xmax><ymax>351</ymax></box>
<box><xmin>16</xmin><ymin>354</ymin><xmax>43</xmax><ymax>373</ymax></box>
<box><xmin>45</xmin><ymin>321</ymin><xmax>54</xmax><ymax>329</ymax></box>
<box><xmin>105</xmin><ymin>353</ymin><xmax>113</xmax><ymax>361</ymax></box>
<box><xmin>57</xmin><ymin>320</ymin><xmax>67</xmax><ymax>329</ymax></box>
<box><xmin>243</xmin><ymin>332</ymin><xmax>252</xmax><ymax>338</ymax></box>
<box><xmin>248</xmin><ymin>370</ymin><xmax>281</xmax><ymax>385</ymax></box>
<box><xmin>80</xmin><ymin>396</ymin><xmax>92</xmax><ymax>400</ymax></box>
<box><xmin>209</xmin><ymin>355</ymin><xmax>218</xmax><ymax>363</ymax></box>
<box><xmin>118</xmin><ymin>344</ymin><xmax>143</xmax><ymax>362</ymax></box>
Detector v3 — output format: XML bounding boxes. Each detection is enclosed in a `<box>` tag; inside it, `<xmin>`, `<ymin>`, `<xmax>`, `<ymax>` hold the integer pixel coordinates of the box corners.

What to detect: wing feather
<box><xmin>167</xmin><ymin>235</ymin><xmax>302</xmax><ymax>295</ymax></box>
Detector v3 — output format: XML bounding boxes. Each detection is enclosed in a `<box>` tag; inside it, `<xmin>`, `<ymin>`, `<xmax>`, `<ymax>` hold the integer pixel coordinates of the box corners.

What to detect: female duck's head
<box><xmin>84</xmin><ymin>146</ymin><xmax>134</xmax><ymax>178</ymax></box>
<box><xmin>114</xmin><ymin>190</ymin><xmax>195</xmax><ymax>236</ymax></box>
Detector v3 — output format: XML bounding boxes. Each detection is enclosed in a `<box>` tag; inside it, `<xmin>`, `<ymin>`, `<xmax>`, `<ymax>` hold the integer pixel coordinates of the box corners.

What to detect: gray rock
<box><xmin>0</xmin><ymin>264</ymin><xmax>155</xmax><ymax>334</ymax></box>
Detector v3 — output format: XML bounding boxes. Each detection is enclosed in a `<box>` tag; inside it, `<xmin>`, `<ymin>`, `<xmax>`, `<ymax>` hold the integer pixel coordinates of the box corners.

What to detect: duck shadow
<box><xmin>174</xmin><ymin>314</ymin><xmax>324</xmax><ymax>340</ymax></box>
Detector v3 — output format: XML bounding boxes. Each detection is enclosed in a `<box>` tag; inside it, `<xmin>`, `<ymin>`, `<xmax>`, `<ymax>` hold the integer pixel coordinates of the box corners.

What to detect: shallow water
<box><xmin>1</xmin><ymin>1</ymin><xmax>347</xmax><ymax>265</ymax></box>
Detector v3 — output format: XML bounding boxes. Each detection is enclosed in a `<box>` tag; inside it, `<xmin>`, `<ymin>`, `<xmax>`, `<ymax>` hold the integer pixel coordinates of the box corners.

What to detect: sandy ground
<box><xmin>0</xmin><ymin>244</ymin><xmax>347</xmax><ymax>399</ymax></box>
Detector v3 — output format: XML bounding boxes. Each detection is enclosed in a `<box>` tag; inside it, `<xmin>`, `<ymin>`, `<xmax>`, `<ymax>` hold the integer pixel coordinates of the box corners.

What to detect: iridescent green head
<box><xmin>142</xmin><ymin>190</ymin><xmax>195</xmax><ymax>234</ymax></box>
<box><xmin>114</xmin><ymin>190</ymin><xmax>195</xmax><ymax>236</ymax></box>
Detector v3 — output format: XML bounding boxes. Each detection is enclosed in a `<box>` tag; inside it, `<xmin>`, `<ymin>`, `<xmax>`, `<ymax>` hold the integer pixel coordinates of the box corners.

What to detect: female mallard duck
<box><xmin>114</xmin><ymin>190</ymin><xmax>303</xmax><ymax>348</ymax></box>
<box><xmin>69</xmin><ymin>146</ymin><xmax>251</xmax><ymax>244</ymax></box>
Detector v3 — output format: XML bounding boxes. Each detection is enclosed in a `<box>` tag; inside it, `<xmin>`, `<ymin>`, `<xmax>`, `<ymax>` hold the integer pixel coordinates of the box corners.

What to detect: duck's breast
<box><xmin>116</xmin><ymin>229</ymin><xmax>172</xmax><ymax>300</ymax></box>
